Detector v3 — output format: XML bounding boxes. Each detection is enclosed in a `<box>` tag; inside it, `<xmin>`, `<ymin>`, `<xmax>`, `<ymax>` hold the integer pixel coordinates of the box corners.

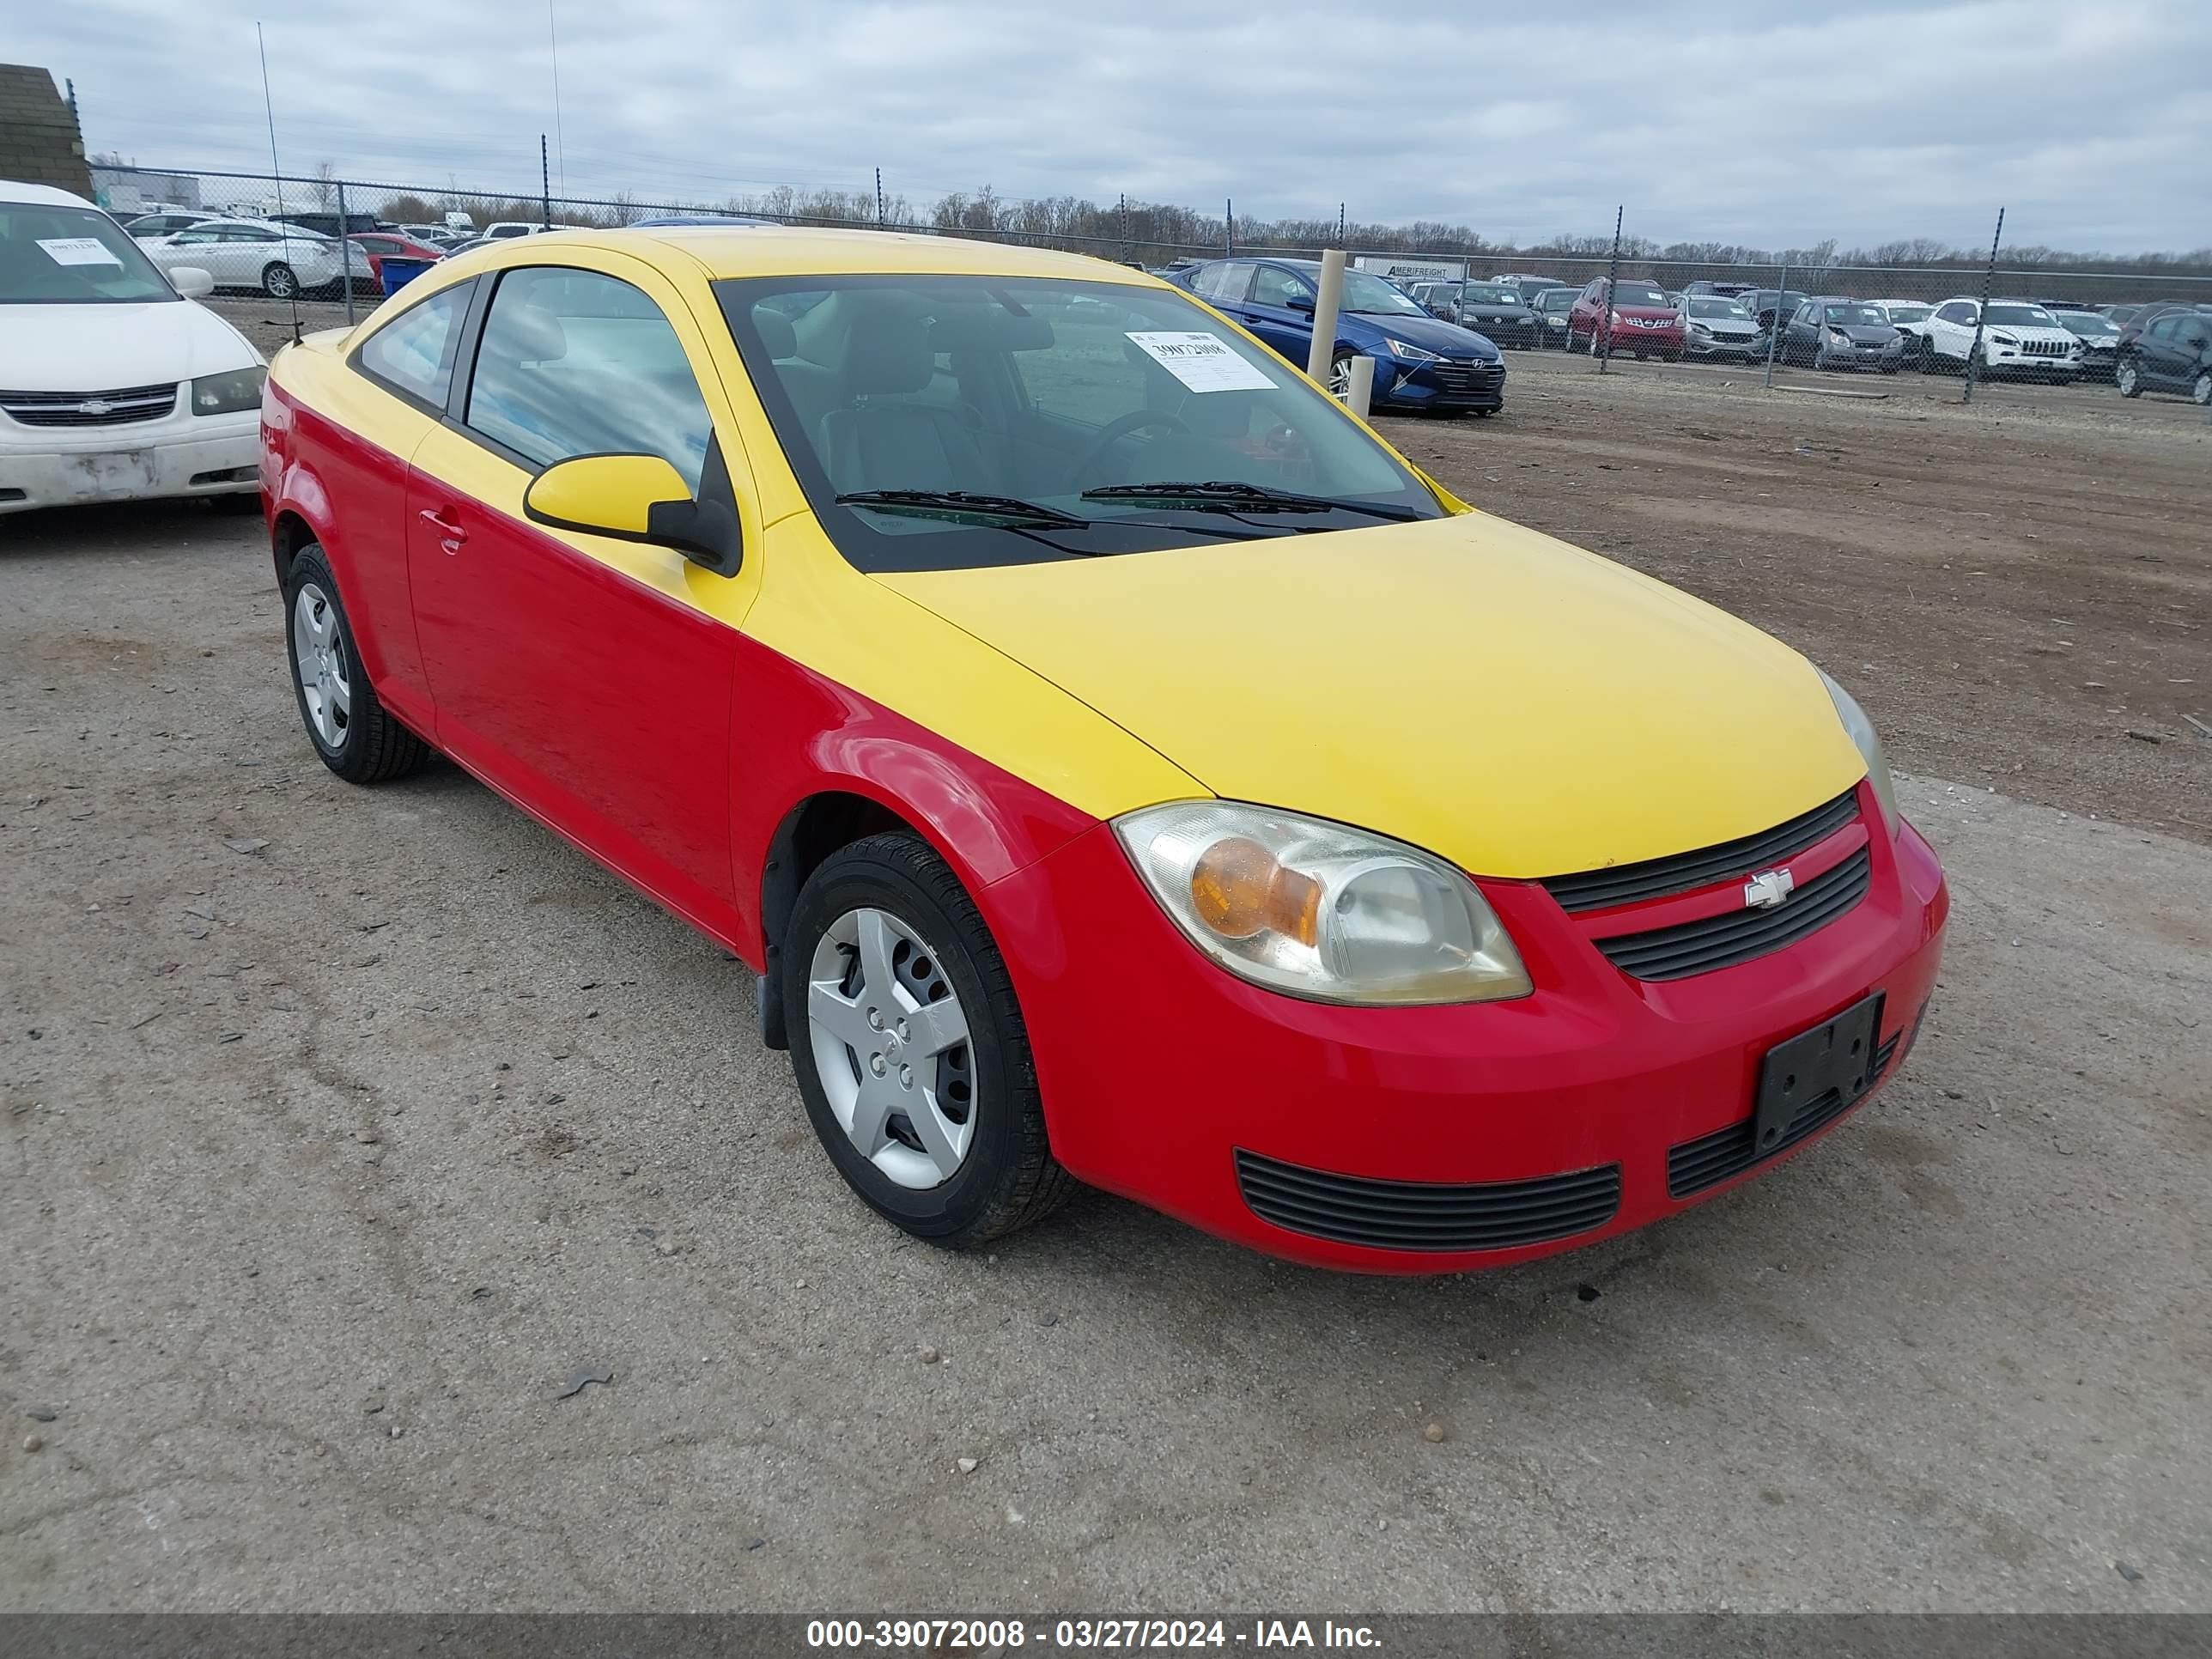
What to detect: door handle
<box><xmin>418</xmin><ymin>507</ymin><xmax>467</xmax><ymax>554</ymax></box>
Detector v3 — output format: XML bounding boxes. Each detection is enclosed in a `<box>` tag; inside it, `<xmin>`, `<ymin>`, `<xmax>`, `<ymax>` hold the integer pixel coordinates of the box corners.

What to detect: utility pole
<box><xmin>1337</xmin><ymin>202</ymin><xmax>1346</xmax><ymax>245</ymax></box>
<box><xmin>540</xmin><ymin>134</ymin><xmax>552</xmax><ymax>228</ymax></box>
<box><xmin>1963</xmin><ymin>206</ymin><xmax>2005</xmax><ymax>406</ymax></box>
<box><xmin>875</xmin><ymin>167</ymin><xmax>885</xmax><ymax>228</ymax></box>
<box><xmin>1224</xmin><ymin>198</ymin><xmax>1232</xmax><ymax>258</ymax></box>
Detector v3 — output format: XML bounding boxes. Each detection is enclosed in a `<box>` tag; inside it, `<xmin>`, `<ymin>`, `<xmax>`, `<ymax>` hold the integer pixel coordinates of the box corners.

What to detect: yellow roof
<box><xmin>508</xmin><ymin>224</ymin><xmax>1158</xmax><ymax>284</ymax></box>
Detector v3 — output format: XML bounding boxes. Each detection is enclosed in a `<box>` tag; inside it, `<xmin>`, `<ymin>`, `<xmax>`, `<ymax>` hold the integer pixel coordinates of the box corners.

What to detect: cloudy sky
<box><xmin>20</xmin><ymin>0</ymin><xmax>2210</xmax><ymax>252</ymax></box>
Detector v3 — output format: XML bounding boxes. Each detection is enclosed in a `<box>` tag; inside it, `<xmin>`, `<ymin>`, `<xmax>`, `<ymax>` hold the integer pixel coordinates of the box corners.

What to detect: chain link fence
<box><xmin>89</xmin><ymin>163</ymin><xmax>2212</xmax><ymax>409</ymax></box>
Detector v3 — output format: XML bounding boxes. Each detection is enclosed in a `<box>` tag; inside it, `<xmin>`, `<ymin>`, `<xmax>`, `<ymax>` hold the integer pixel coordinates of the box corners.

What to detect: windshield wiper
<box><xmin>836</xmin><ymin>489</ymin><xmax>1089</xmax><ymax>528</ymax></box>
<box><xmin>1081</xmin><ymin>481</ymin><xmax>1421</xmax><ymax>522</ymax></box>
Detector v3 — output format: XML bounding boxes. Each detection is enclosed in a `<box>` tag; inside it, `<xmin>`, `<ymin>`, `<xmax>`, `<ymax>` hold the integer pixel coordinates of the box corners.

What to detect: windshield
<box><xmin>1820</xmin><ymin>303</ymin><xmax>1889</xmax><ymax>326</ymax></box>
<box><xmin>1986</xmin><ymin>304</ymin><xmax>2058</xmax><ymax>328</ymax></box>
<box><xmin>1882</xmin><ymin>303</ymin><xmax>1931</xmax><ymax>323</ymax></box>
<box><xmin>1611</xmin><ymin>283</ymin><xmax>1669</xmax><ymax>308</ymax></box>
<box><xmin>2058</xmin><ymin>312</ymin><xmax>2118</xmax><ymax>336</ymax></box>
<box><xmin>0</xmin><ymin>201</ymin><xmax>179</xmax><ymax>304</ymax></box>
<box><xmin>1339</xmin><ymin>269</ymin><xmax>1427</xmax><ymax>315</ymax></box>
<box><xmin>1686</xmin><ymin>297</ymin><xmax>1752</xmax><ymax>319</ymax></box>
<box><xmin>1540</xmin><ymin>289</ymin><xmax>1577</xmax><ymax>313</ymax></box>
<box><xmin>717</xmin><ymin>274</ymin><xmax>1444</xmax><ymax>572</ymax></box>
<box><xmin>1462</xmin><ymin>284</ymin><xmax>1517</xmax><ymax>304</ymax></box>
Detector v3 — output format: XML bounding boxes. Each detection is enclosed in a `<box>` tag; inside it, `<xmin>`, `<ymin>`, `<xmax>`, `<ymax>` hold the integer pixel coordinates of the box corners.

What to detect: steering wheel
<box><xmin>1073</xmin><ymin>409</ymin><xmax>1192</xmax><ymax>483</ymax></box>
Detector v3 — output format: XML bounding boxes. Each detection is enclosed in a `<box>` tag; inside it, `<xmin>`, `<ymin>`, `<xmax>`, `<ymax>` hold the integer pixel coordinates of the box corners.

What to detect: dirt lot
<box><xmin>3</xmin><ymin>327</ymin><xmax>2209</xmax><ymax>1613</ymax></box>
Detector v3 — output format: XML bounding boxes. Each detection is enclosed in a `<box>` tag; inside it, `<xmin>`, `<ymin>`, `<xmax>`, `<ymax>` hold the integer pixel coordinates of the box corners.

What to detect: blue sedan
<box><xmin>1165</xmin><ymin>257</ymin><xmax>1507</xmax><ymax>415</ymax></box>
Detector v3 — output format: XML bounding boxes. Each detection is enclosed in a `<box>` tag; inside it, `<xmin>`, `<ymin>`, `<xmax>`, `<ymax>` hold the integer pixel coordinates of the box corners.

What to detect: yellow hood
<box><xmin>879</xmin><ymin>513</ymin><xmax>1868</xmax><ymax>879</ymax></box>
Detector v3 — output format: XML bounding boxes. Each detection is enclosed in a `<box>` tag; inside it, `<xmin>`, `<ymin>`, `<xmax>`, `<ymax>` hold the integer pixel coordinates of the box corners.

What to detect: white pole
<box><xmin>1307</xmin><ymin>247</ymin><xmax>1346</xmax><ymax>385</ymax></box>
<box><xmin>1346</xmin><ymin>356</ymin><xmax>1375</xmax><ymax>419</ymax></box>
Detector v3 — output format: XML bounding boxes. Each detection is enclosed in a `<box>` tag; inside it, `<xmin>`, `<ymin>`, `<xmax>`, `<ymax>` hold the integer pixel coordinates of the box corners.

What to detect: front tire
<box><xmin>284</xmin><ymin>544</ymin><xmax>430</xmax><ymax>784</ymax></box>
<box><xmin>2117</xmin><ymin>360</ymin><xmax>2142</xmax><ymax>398</ymax></box>
<box><xmin>262</xmin><ymin>262</ymin><xmax>297</xmax><ymax>299</ymax></box>
<box><xmin>2195</xmin><ymin>371</ymin><xmax>2211</xmax><ymax>407</ymax></box>
<box><xmin>783</xmin><ymin>832</ymin><xmax>1073</xmax><ymax>1249</ymax></box>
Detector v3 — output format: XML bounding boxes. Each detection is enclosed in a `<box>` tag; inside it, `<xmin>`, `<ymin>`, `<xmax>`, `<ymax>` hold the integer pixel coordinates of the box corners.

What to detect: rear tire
<box><xmin>783</xmin><ymin>832</ymin><xmax>1073</xmax><ymax>1249</ymax></box>
<box><xmin>261</xmin><ymin>262</ymin><xmax>297</xmax><ymax>299</ymax></box>
<box><xmin>283</xmin><ymin>544</ymin><xmax>431</xmax><ymax>784</ymax></box>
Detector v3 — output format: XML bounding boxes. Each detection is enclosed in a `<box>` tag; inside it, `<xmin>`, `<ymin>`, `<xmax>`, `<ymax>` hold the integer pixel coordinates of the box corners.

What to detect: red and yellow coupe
<box><xmin>259</xmin><ymin>228</ymin><xmax>1947</xmax><ymax>1273</ymax></box>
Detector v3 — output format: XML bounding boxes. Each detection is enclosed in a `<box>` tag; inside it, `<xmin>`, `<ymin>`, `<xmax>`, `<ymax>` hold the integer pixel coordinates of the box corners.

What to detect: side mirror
<box><xmin>1285</xmin><ymin>292</ymin><xmax>1316</xmax><ymax>312</ymax></box>
<box><xmin>171</xmin><ymin>266</ymin><xmax>215</xmax><ymax>299</ymax></box>
<box><xmin>522</xmin><ymin>453</ymin><xmax>741</xmax><ymax>576</ymax></box>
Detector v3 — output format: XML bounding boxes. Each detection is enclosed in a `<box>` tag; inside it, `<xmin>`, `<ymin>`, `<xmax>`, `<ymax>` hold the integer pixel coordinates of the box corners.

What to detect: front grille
<box><xmin>1668</xmin><ymin>1030</ymin><xmax>1901</xmax><ymax>1197</ymax></box>
<box><xmin>1</xmin><ymin>383</ymin><xmax>179</xmax><ymax>428</ymax></box>
<box><xmin>1543</xmin><ymin>787</ymin><xmax>1859</xmax><ymax>915</ymax></box>
<box><xmin>2018</xmin><ymin>341</ymin><xmax>2069</xmax><ymax>358</ymax></box>
<box><xmin>1236</xmin><ymin>1150</ymin><xmax>1620</xmax><ymax>1253</ymax></box>
<box><xmin>1424</xmin><ymin>362</ymin><xmax>1505</xmax><ymax>397</ymax></box>
<box><xmin>1595</xmin><ymin>846</ymin><xmax>1872</xmax><ymax>981</ymax></box>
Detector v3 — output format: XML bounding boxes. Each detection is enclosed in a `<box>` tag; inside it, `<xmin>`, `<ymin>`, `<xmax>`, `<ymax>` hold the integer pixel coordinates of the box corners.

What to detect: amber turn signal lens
<box><xmin>1188</xmin><ymin>836</ymin><xmax>1322</xmax><ymax>946</ymax></box>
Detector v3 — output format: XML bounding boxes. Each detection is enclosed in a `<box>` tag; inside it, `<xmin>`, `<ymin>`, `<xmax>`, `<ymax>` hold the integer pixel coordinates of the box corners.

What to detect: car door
<box><xmin>159</xmin><ymin>227</ymin><xmax>222</xmax><ymax>280</ymax></box>
<box><xmin>1929</xmin><ymin>301</ymin><xmax>1972</xmax><ymax>362</ymax></box>
<box><xmin>2179</xmin><ymin>317</ymin><xmax>2212</xmax><ymax>392</ymax></box>
<box><xmin>1243</xmin><ymin>263</ymin><xmax>1317</xmax><ymax>365</ymax></box>
<box><xmin>310</xmin><ymin>275</ymin><xmax>482</xmax><ymax>733</ymax></box>
<box><xmin>404</xmin><ymin>255</ymin><xmax>757</xmax><ymax>935</ymax></box>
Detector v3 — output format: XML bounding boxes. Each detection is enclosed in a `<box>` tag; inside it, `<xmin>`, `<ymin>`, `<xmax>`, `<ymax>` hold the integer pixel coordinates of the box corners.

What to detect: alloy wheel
<box><xmin>290</xmin><ymin>582</ymin><xmax>351</xmax><ymax>750</ymax></box>
<box><xmin>2195</xmin><ymin>372</ymin><xmax>2211</xmax><ymax>407</ymax></box>
<box><xmin>805</xmin><ymin>907</ymin><xmax>975</xmax><ymax>1190</ymax></box>
<box><xmin>264</xmin><ymin>262</ymin><xmax>296</xmax><ymax>299</ymax></box>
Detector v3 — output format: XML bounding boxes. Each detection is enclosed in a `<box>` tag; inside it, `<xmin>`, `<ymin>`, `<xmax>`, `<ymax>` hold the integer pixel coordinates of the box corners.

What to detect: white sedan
<box><xmin>142</xmin><ymin>217</ymin><xmax>367</xmax><ymax>298</ymax></box>
<box><xmin>0</xmin><ymin>180</ymin><xmax>265</xmax><ymax>514</ymax></box>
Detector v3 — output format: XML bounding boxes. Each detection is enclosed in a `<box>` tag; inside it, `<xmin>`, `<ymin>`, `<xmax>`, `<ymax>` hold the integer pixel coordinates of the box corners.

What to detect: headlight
<box><xmin>1688</xmin><ymin>322</ymin><xmax>1711</xmax><ymax>337</ymax></box>
<box><xmin>1113</xmin><ymin>801</ymin><xmax>1532</xmax><ymax>1006</ymax></box>
<box><xmin>1826</xmin><ymin>328</ymin><xmax>1851</xmax><ymax>343</ymax></box>
<box><xmin>1817</xmin><ymin>670</ymin><xmax>1898</xmax><ymax>830</ymax></box>
<box><xmin>190</xmin><ymin>366</ymin><xmax>266</xmax><ymax>416</ymax></box>
<box><xmin>1383</xmin><ymin>338</ymin><xmax>1439</xmax><ymax>362</ymax></box>
<box><xmin>1990</xmin><ymin>331</ymin><xmax>2018</xmax><ymax>346</ymax></box>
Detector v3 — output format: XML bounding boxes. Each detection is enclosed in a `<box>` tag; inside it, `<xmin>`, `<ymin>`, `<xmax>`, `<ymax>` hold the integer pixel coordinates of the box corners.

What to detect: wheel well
<box><xmin>271</xmin><ymin>511</ymin><xmax>315</xmax><ymax>588</ymax></box>
<box><xmin>756</xmin><ymin>792</ymin><xmax>915</xmax><ymax>1049</ymax></box>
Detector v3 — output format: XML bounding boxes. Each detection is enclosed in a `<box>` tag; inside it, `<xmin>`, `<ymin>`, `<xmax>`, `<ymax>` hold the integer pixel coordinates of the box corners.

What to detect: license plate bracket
<box><xmin>1753</xmin><ymin>993</ymin><xmax>1885</xmax><ymax>1157</ymax></box>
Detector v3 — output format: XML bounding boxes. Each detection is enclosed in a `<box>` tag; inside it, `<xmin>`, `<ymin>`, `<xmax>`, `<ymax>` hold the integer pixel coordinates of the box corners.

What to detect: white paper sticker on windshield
<box><xmin>1124</xmin><ymin>331</ymin><xmax>1278</xmax><ymax>392</ymax></box>
<box><xmin>38</xmin><ymin>237</ymin><xmax>123</xmax><ymax>267</ymax></box>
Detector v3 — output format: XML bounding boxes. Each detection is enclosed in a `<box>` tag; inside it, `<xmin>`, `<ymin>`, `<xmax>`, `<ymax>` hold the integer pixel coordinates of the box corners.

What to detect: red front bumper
<box><xmin>981</xmin><ymin>785</ymin><xmax>1948</xmax><ymax>1273</ymax></box>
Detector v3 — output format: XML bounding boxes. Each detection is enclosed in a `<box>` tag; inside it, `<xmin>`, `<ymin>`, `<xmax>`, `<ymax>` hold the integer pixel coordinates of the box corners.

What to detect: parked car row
<box><xmin>1164</xmin><ymin>257</ymin><xmax>1510</xmax><ymax>415</ymax></box>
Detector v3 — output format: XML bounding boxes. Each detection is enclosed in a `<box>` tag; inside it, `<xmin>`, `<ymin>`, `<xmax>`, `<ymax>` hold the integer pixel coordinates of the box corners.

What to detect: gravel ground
<box><xmin>2</xmin><ymin>356</ymin><xmax>2209</xmax><ymax>1613</ymax></box>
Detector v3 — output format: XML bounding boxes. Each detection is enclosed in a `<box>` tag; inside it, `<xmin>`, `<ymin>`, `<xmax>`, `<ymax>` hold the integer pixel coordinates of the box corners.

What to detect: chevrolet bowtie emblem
<box><xmin>1742</xmin><ymin>868</ymin><xmax>1796</xmax><ymax>909</ymax></box>
<box><xmin>77</xmin><ymin>398</ymin><xmax>115</xmax><ymax>416</ymax></box>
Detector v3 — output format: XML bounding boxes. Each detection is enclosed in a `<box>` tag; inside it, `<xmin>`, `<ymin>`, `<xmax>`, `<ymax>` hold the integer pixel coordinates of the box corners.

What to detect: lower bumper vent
<box><xmin>1236</xmin><ymin>1150</ymin><xmax>1621</xmax><ymax>1253</ymax></box>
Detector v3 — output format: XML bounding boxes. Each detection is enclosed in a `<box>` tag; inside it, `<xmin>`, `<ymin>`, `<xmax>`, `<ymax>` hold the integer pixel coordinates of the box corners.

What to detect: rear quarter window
<box><xmin>351</xmin><ymin>278</ymin><xmax>473</xmax><ymax>410</ymax></box>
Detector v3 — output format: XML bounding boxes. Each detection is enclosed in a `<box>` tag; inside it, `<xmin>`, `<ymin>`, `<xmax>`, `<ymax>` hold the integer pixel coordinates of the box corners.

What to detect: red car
<box><xmin>1568</xmin><ymin>277</ymin><xmax>1686</xmax><ymax>360</ymax></box>
<box><xmin>343</xmin><ymin>231</ymin><xmax>447</xmax><ymax>285</ymax></box>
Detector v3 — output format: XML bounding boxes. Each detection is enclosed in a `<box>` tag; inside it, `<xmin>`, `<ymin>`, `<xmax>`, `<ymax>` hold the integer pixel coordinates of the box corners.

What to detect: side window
<box><xmin>1199</xmin><ymin>261</ymin><xmax>1255</xmax><ymax>303</ymax></box>
<box><xmin>2146</xmin><ymin>316</ymin><xmax>2176</xmax><ymax>341</ymax></box>
<box><xmin>1251</xmin><ymin>265</ymin><xmax>1314</xmax><ymax>308</ymax></box>
<box><xmin>353</xmin><ymin>278</ymin><xmax>472</xmax><ymax>409</ymax></box>
<box><xmin>465</xmin><ymin>265</ymin><xmax>714</xmax><ymax>490</ymax></box>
